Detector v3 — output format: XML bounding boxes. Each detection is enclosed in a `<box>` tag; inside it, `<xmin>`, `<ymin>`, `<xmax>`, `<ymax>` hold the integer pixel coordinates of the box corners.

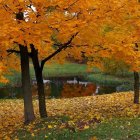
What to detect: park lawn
<box><xmin>86</xmin><ymin>73</ymin><xmax>134</xmax><ymax>86</ymax></box>
<box><xmin>12</xmin><ymin>117</ymin><xmax>140</xmax><ymax>140</ymax></box>
<box><xmin>38</xmin><ymin>63</ymin><xmax>88</xmax><ymax>77</ymax></box>
<box><xmin>0</xmin><ymin>92</ymin><xmax>140</xmax><ymax>139</ymax></box>
<box><xmin>29</xmin><ymin>62</ymin><xmax>88</xmax><ymax>78</ymax></box>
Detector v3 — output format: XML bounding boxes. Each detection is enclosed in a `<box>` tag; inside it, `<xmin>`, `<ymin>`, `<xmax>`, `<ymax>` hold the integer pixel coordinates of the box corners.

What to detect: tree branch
<box><xmin>7</xmin><ymin>49</ymin><xmax>20</xmax><ymax>56</ymax></box>
<box><xmin>134</xmin><ymin>43</ymin><xmax>139</xmax><ymax>51</ymax></box>
<box><xmin>40</xmin><ymin>32</ymin><xmax>78</xmax><ymax>70</ymax></box>
<box><xmin>7</xmin><ymin>48</ymin><xmax>32</xmax><ymax>57</ymax></box>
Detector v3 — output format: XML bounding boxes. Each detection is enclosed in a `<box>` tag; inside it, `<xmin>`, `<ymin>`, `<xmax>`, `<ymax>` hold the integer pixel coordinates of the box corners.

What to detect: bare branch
<box><xmin>7</xmin><ymin>49</ymin><xmax>20</xmax><ymax>54</ymax></box>
<box><xmin>40</xmin><ymin>32</ymin><xmax>78</xmax><ymax>70</ymax></box>
<box><xmin>64</xmin><ymin>0</ymin><xmax>80</xmax><ymax>10</ymax></box>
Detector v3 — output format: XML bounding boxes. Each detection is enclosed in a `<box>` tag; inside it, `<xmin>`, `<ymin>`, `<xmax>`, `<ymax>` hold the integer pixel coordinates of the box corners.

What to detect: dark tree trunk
<box><xmin>30</xmin><ymin>45</ymin><xmax>47</xmax><ymax>118</ymax></box>
<box><xmin>134</xmin><ymin>72</ymin><xmax>139</xmax><ymax>104</ymax></box>
<box><xmin>28</xmin><ymin>34</ymin><xmax>78</xmax><ymax>118</ymax></box>
<box><xmin>19</xmin><ymin>45</ymin><xmax>35</xmax><ymax>123</ymax></box>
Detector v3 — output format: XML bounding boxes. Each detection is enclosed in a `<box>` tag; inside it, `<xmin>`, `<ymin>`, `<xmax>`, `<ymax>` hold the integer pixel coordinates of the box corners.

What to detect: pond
<box><xmin>0</xmin><ymin>76</ymin><xmax>132</xmax><ymax>99</ymax></box>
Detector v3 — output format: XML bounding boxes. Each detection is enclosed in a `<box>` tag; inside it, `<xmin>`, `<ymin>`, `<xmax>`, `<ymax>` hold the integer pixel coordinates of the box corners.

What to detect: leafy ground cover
<box><xmin>0</xmin><ymin>92</ymin><xmax>140</xmax><ymax>139</ymax></box>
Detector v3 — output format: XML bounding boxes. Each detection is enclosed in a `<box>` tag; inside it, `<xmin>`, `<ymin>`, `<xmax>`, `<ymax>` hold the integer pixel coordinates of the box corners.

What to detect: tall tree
<box><xmin>16</xmin><ymin>10</ymin><xmax>35</xmax><ymax>123</ymax></box>
<box><xmin>84</xmin><ymin>0</ymin><xmax>140</xmax><ymax>103</ymax></box>
<box><xmin>134</xmin><ymin>71</ymin><xmax>139</xmax><ymax>104</ymax></box>
<box><xmin>19</xmin><ymin>45</ymin><xmax>35</xmax><ymax>123</ymax></box>
<box><xmin>0</xmin><ymin>1</ymin><xmax>36</xmax><ymax>122</ymax></box>
<box><xmin>27</xmin><ymin>0</ymin><xmax>107</xmax><ymax>117</ymax></box>
<box><xmin>0</xmin><ymin>0</ymin><xmax>97</xmax><ymax>118</ymax></box>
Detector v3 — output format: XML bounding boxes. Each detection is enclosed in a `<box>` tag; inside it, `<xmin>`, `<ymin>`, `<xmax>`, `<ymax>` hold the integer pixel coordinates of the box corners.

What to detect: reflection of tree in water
<box><xmin>98</xmin><ymin>86</ymin><xmax>116</xmax><ymax>95</ymax></box>
<box><xmin>0</xmin><ymin>87</ymin><xmax>22</xmax><ymax>99</ymax></box>
<box><xmin>0</xmin><ymin>81</ymin><xmax>117</xmax><ymax>99</ymax></box>
<box><xmin>61</xmin><ymin>83</ymin><xmax>96</xmax><ymax>98</ymax></box>
<box><xmin>0</xmin><ymin>76</ymin><xmax>118</xmax><ymax>99</ymax></box>
<box><xmin>50</xmin><ymin>80</ymin><xmax>63</xmax><ymax>98</ymax></box>
<box><xmin>32</xmin><ymin>82</ymin><xmax>97</xmax><ymax>98</ymax></box>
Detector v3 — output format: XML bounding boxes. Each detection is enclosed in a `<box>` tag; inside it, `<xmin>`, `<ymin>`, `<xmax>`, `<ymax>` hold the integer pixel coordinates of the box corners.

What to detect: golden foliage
<box><xmin>0</xmin><ymin>63</ymin><xmax>8</xmax><ymax>83</ymax></box>
<box><xmin>0</xmin><ymin>0</ymin><xmax>140</xmax><ymax>73</ymax></box>
<box><xmin>61</xmin><ymin>83</ymin><xmax>96</xmax><ymax>98</ymax></box>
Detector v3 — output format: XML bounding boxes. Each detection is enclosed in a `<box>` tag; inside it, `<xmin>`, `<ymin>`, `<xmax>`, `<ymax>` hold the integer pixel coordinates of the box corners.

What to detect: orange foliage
<box><xmin>61</xmin><ymin>84</ymin><xmax>96</xmax><ymax>98</ymax></box>
<box><xmin>0</xmin><ymin>0</ymin><xmax>140</xmax><ymax>79</ymax></box>
<box><xmin>0</xmin><ymin>0</ymin><xmax>101</xmax><ymax>76</ymax></box>
<box><xmin>32</xmin><ymin>83</ymin><xmax>96</xmax><ymax>98</ymax></box>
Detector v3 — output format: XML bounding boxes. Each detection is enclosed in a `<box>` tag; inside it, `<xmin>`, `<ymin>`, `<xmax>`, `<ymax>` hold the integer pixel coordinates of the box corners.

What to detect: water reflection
<box><xmin>0</xmin><ymin>77</ymin><xmax>121</xmax><ymax>99</ymax></box>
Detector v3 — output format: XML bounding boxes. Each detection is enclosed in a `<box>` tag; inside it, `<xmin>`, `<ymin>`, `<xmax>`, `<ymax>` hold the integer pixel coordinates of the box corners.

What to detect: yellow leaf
<box><xmin>48</xmin><ymin>125</ymin><xmax>53</xmax><ymax>129</ymax></box>
<box><xmin>18</xmin><ymin>0</ymin><xmax>24</xmax><ymax>2</ymax></box>
<box><xmin>84</xmin><ymin>125</ymin><xmax>89</xmax><ymax>129</ymax></box>
<box><xmin>90</xmin><ymin>136</ymin><xmax>98</xmax><ymax>140</ymax></box>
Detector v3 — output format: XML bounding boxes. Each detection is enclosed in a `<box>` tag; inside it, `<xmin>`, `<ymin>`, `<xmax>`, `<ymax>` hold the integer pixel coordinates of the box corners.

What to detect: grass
<box><xmin>92</xmin><ymin>117</ymin><xmax>140</xmax><ymax>140</ymax></box>
<box><xmin>13</xmin><ymin>117</ymin><xmax>140</xmax><ymax>140</ymax></box>
<box><xmin>30</xmin><ymin>63</ymin><xmax>88</xmax><ymax>78</ymax></box>
<box><xmin>87</xmin><ymin>73</ymin><xmax>134</xmax><ymax>86</ymax></box>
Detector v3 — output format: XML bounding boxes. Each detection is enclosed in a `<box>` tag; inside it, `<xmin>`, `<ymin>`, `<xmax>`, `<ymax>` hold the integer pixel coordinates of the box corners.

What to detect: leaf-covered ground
<box><xmin>0</xmin><ymin>92</ymin><xmax>140</xmax><ymax>139</ymax></box>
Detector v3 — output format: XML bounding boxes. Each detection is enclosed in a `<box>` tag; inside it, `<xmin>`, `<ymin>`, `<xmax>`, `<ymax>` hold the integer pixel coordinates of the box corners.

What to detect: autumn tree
<box><xmin>25</xmin><ymin>0</ymin><xmax>95</xmax><ymax>117</ymax></box>
<box><xmin>26</xmin><ymin>0</ymin><xmax>116</xmax><ymax>117</ymax></box>
<box><xmin>0</xmin><ymin>0</ymin><xmax>37</xmax><ymax>123</ymax></box>
<box><xmin>0</xmin><ymin>0</ymin><xmax>98</xmax><ymax>120</ymax></box>
<box><xmin>104</xmin><ymin>4</ymin><xmax>140</xmax><ymax>104</ymax></box>
<box><xmin>83</xmin><ymin>0</ymin><xmax>140</xmax><ymax>104</ymax></box>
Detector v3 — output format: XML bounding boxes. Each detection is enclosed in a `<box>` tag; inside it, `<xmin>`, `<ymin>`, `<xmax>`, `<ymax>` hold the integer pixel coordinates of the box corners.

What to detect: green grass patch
<box><xmin>30</xmin><ymin>63</ymin><xmax>88</xmax><ymax>78</ymax></box>
<box><xmin>12</xmin><ymin>117</ymin><xmax>140</xmax><ymax>140</ymax></box>
<box><xmin>87</xmin><ymin>73</ymin><xmax>134</xmax><ymax>86</ymax></box>
<box><xmin>91</xmin><ymin>117</ymin><xmax>140</xmax><ymax>140</ymax></box>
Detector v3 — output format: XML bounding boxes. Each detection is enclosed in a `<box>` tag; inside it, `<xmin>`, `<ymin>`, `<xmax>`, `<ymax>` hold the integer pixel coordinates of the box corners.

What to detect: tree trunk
<box><xmin>134</xmin><ymin>72</ymin><xmax>139</xmax><ymax>104</ymax></box>
<box><xmin>19</xmin><ymin>45</ymin><xmax>35</xmax><ymax>124</ymax></box>
<box><xmin>30</xmin><ymin>45</ymin><xmax>47</xmax><ymax>118</ymax></box>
